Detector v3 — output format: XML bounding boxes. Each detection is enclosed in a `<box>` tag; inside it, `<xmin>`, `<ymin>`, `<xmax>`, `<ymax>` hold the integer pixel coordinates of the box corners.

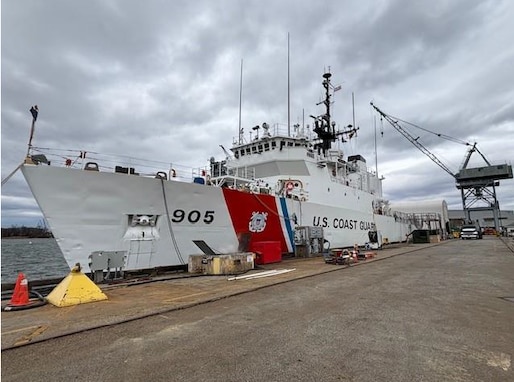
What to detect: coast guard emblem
<box><xmin>249</xmin><ymin>211</ymin><xmax>268</xmax><ymax>233</ymax></box>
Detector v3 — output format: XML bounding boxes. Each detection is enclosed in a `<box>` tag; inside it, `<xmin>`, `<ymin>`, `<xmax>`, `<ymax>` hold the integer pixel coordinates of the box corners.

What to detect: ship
<box><xmin>21</xmin><ymin>71</ymin><xmax>413</xmax><ymax>274</ymax></box>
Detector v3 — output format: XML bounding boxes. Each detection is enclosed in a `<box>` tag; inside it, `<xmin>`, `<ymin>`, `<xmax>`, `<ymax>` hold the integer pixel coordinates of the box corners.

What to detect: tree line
<box><xmin>1</xmin><ymin>226</ymin><xmax>54</xmax><ymax>238</ymax></box>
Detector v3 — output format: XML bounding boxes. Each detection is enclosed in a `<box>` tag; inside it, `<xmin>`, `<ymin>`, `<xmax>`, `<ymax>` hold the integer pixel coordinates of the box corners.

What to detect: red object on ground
<box><xmin>251</xmin><ymin>241</ymin><xmax>282</xmax><ymax>265</ymax></box>
<box><xmin>363</xmin><ymin>251</ymin><xmax>377</xmax><ymax>259</ymax></box>
<box><xmin>9</xmin><ymin>273</ymin><xmax>30</xmax><ymax>306</ymax></box>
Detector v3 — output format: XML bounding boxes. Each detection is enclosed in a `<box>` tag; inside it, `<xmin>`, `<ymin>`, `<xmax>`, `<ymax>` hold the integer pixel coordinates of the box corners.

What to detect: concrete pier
<box><xmin>2</xmin><ymin>237</ymin><xmax>513</xmax><ymax>381</ymax></box>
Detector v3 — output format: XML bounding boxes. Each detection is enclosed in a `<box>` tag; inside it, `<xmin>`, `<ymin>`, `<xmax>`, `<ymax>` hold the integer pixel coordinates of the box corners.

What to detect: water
<box><xmin>1</xmin><ymin>238</ymin><xmax>70</xmax><ymax>284</ymax></box>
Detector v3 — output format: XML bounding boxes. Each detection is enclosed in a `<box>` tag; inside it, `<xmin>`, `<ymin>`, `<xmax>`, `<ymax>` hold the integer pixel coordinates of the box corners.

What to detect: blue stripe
<box><xmin>280</xmin><ymin>198</ymin><xmax>295</xmax><ymax>251</ymax></box>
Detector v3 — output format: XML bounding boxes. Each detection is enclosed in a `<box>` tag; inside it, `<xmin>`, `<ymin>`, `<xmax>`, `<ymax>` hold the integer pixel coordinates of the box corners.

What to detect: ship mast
<box><xmin>323</xmin><ymin>72</ymin><xmax>331</xmax><ymax>134</ymax></box>
<box><xmin>287</xmin><ymin>33</ymin><xmax>291</xmax><ymax>137</ymax></box>
<box><xmin>238</xmin><ymin>59</ymin><xmax>243</xmax><ymax>145</ymax></box>
<box><xmin>312</xmin><ymin>72</ymin><xmax>335</xmax><ymax>154</ymax></box>
<box><xmin>312</xmin><ymin>72</ymin><xmax>358</xmax><ymax>155</ymax></box>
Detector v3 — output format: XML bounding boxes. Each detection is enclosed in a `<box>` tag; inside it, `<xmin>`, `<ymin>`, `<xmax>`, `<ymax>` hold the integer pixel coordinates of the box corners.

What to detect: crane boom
<box><xmin>371</xmin><ymin>102</ymin><xmax>512</xmax><ymax>232</ymax></box>
<box><xmin>370</xmin><ymin>102</ymin><xmax>456</xmax><ymax>178</ymax></box>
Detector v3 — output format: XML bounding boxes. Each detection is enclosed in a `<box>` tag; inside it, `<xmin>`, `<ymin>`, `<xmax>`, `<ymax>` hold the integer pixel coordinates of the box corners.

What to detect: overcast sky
<box><xmin>2</xmin><ymin>0</ymin><xmax>514</xmax><ymax>228</ymax></box>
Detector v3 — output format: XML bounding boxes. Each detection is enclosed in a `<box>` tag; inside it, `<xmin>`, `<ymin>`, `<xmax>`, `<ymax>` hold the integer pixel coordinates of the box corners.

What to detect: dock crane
<box><xmin>370</xmin><ymin>102</ymin><xmax>513</xmax><ymax>231</ymax></box>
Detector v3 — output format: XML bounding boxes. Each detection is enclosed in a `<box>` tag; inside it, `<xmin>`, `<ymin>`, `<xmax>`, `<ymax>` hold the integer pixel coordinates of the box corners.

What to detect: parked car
<box><xmin>460</xmin><ymin>225</ymin><xmax>482</xmax><ymax>240</ymax></box>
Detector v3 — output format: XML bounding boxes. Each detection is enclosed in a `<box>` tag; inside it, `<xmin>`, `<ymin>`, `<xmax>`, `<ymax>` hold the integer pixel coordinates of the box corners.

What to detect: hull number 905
<box><xmin>171</xmin><ymin>209</ymin><xmax>215</xmax><ymax>224</ymax></box>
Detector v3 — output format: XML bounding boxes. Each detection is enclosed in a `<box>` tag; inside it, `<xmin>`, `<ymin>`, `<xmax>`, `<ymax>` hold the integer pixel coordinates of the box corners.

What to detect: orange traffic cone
<box><xmin>9</xmin><ymin>272</ymin><xmax>30</xmax><ymax>306</ymax></box>
<box><xmin>3</xmin><ymin>272</ymin><xmax>47</xmax><ymax>312</ymax></box>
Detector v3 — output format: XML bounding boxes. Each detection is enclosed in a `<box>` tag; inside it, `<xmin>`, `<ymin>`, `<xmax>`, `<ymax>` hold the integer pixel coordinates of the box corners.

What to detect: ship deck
<box><xmin>1</xmin><ymin>241</ymin><xmax>457</xmax><ymax>350</ymax></box>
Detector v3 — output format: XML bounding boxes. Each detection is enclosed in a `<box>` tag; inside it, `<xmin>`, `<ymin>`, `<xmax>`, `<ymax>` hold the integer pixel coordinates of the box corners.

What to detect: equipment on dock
<box><xmin>325</xmin><ymin>249</ymin><xmax>355</xmax><ymax>265</ymax></box>
<box><xmin>88</xmin><ymin>250</ymin><xmax>126</xmax><ymax>283</ymax></box>
<box><xmin>250</xmin><ymin>241</ymin><xmax>282</xmax><ymax>264</ymax></box>
<box><xmin>325</xmin><ymin>245</ymin><xmax>376</xmax><ymax>265</ymax></box>
<box><xmin>294</xmin><ymin>226</ymin><xmax>324</xmax><ymax>257</ymax></box>
<box><xmin>367</xmin><ymin>230</ymin><xmax>382</xmax><ymax>249</ymax></box>
<box><xmin>190</xmin><ymin>240</ymin><xmax>255</xmax><ymax>275</ymax></box>
<box><xmin>46</xmin><ymin>263</ymin><xmax>108</xmax><ymax>307</ymax></box>
<box><xmin>2</xmin><ymin>272</ymin><xmax>47</xmax><ymax>311</ymax></box>
<box><xmin>188</xmin><ymin>253</ymin><xmax>255</xmax><ymax>275</ymax></box>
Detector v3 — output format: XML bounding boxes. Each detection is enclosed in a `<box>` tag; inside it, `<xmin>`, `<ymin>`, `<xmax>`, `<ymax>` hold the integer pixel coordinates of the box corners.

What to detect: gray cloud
<box><xmin>2</xmin><ymin>0</ymin><xmax>514</xmax><ymax>227</ymax></box>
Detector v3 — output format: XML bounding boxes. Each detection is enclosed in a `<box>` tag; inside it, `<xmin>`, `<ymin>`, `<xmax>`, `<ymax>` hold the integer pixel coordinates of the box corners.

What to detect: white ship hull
<box><xmin>22</xmin><ymin>163</ymin><xmax>410</xmax><ymax>272</ymax></box>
